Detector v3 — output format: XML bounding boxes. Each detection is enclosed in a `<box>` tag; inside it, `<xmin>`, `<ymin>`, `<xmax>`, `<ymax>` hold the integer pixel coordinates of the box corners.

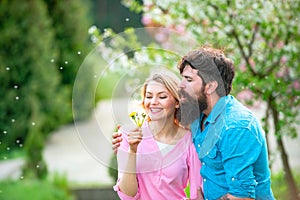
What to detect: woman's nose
<box><xmin>150</xmin><ymin>97</ymin><xmax>158</xmax><ymax>104</ymax></box>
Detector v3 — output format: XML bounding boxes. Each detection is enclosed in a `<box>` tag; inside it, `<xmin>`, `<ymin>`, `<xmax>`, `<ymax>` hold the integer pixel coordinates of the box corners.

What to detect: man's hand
<box><xmin>217</xmin><ymin>194</ymin><xmax>254</xmax><ymax>200</ymax></box>
<box><xmin>112</xmin><ymin>125</ymin><xmax>122</xmax><ymax>154</ymax></box>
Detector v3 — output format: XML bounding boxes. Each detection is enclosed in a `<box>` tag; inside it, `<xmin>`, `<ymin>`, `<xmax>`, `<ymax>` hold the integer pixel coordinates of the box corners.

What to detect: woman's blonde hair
<box><xmin>141</xmin><ymin>69</ymin><xmax>181</xmax><ymax>124</ymax></box>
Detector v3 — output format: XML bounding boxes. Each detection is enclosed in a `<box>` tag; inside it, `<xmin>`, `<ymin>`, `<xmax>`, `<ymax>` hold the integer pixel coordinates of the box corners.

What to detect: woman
<box><xmin>113</xmin><ymin>70</ymin><xmax>202</xmax><ymax>200</ymax></box>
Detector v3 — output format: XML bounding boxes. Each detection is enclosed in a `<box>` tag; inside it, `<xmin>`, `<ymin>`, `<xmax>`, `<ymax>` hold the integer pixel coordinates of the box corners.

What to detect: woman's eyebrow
<box><xmin>146</xmin><ymin>91</ymin><xmax>169</xmax><ymax>95</ymax></box>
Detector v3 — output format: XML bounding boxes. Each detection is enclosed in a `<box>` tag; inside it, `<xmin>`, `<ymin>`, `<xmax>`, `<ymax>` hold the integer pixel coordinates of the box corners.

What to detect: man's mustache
<box><xmin>178</xmin><ymin>89</ymin><xmax>188</xmax><ymax>99</ymax></box>
<box><xmin>178</xmin><ymin>89</ymin><xmax>195</xmax><ymax>100</ymax></box>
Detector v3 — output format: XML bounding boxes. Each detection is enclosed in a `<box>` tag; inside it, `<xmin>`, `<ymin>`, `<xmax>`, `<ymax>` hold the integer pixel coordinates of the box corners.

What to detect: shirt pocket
<box><xmin>203</xmin><ymin>147</ymin><xmax>223</xmax><ymax>170</ymax></box>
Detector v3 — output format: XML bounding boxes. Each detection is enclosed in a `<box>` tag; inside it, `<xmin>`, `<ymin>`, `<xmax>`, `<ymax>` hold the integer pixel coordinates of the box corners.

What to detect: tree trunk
<box><xmin>270</xmin><ymin>102</ymin><xmax>300</xmax><ymax>200</ymax></box>
<box><xmin>263</xmin><ymin>101</ymin><xmax>272</xmax><ymax>168</ymax></box>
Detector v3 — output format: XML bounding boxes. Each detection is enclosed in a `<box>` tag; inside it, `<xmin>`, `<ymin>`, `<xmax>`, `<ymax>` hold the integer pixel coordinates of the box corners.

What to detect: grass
<box><xmin>271</xmin><ymin>170</ymin><xmax>300</xmax><ymax>200</ymax></box>
<box><xmin>0</xmin><ymin>178</ymin><xmax>74</xmax><ymax>200</ymax></box>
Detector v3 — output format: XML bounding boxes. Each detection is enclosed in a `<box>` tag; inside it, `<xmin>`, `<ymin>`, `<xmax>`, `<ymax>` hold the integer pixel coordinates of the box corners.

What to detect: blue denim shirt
<box><xmin>191</xmin><ymin>95</ymin><xmax>275</xmax><ymax>200</ymax></box>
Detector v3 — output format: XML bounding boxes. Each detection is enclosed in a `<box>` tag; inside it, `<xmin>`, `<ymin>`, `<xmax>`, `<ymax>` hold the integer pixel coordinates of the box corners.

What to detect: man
<box><xmin>112</xmin><ymin>46</ymin><xmax>275</xmax><ymax>200</ymax></box>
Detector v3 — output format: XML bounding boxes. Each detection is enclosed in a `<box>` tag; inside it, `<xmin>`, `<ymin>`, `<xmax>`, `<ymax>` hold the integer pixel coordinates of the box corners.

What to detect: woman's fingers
<box><xmin>128</xmin><ymin>132</ymin><xmax>143</xmax><ymax>140</ymax></box>
<box><xmin>128</xmin><ymin>133</ymin><xmax>143</xmax><ymax>149</ymax></box>
<box><xmin>121</xmin><ymin>124</ymin><xmax>141</xmax><ymax>133</ymax></box>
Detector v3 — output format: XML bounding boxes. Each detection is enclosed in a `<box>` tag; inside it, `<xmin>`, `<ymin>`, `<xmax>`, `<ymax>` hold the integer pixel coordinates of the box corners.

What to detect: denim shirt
<box><xmin>191</xmin><ymin>95</ymin><xmax>275</xmax><ymax>200</ymax></box>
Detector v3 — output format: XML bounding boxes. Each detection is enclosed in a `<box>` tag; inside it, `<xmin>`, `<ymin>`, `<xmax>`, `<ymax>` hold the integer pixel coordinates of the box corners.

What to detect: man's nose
<box><xmin>179</xmin><ymin>80</ymin><xmax>185</xmax><ymax>88</ymax></box>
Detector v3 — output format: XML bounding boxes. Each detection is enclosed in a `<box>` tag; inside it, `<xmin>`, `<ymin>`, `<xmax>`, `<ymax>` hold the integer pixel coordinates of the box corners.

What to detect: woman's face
<box><xmin>143</xmin><ymin>81</ymin><xmax>178</xmax><ymax>122</ymax></box>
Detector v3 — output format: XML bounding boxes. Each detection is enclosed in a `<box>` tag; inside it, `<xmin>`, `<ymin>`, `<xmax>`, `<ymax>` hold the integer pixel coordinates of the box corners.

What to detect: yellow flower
<box><xmin>129</xmin><ymin>111</ymin><xmax>137</xmax><ymax>119</ymax></box>
<box><xmin>129</xmin><ymin>111</ymin><xmax>146</xmax><ymax>127</ymax></box>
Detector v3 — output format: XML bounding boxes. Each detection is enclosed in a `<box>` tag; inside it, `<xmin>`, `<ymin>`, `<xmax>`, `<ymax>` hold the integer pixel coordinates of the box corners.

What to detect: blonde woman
<box><xmin>113</xmin><ymin>70</ymin><xmax>203</xmax><ymax>200</ymax></box>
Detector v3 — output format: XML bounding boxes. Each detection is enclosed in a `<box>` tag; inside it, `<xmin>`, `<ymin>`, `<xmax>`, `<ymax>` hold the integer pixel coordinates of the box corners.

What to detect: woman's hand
<box><xmin>126</xmin><ymin>126</ymin><xmax>142</xmax><ymax>153</ymax></box>
<box><xmin>112</xmin><ymin>124</ymin><xmax>143</xmax><ymax>154</ymax></box>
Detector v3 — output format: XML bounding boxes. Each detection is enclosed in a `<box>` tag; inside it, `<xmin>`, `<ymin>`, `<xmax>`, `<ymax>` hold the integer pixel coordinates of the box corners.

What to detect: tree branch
<box><xmin>248</xmin><ymin>22</ymin><xmax>260</xmax><ymax>58</ymax></box>
<box><xmin>226</xmin><ymin>11</ymin><xmax>258</xmax><ymax>76</ymax></box>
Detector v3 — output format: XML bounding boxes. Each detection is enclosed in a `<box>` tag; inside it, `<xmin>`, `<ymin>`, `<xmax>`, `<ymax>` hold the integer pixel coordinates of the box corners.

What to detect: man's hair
<box><xmin>178</xmin><ymin>46</ymin><xmax>235</xmax><ymax>96</ymax></box>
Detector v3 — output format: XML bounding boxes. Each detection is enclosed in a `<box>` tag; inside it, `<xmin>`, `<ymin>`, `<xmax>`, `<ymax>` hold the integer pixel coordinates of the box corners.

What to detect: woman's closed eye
<box><xmin>159</xmin><ymin>96</ymin><xmax>167</xmax><ymax>99</ymax></box>
<box><xmin>145</xmin><ymin>95</ymin><xmax>168</xmax><ymax>99</ymax></box>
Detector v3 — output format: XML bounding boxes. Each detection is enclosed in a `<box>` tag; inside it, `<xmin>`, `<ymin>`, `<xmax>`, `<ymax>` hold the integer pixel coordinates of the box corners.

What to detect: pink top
<box><xmin>114</xmin><ymin>122</ymin><xmax>202</xmax><ymax>200</ymax></box>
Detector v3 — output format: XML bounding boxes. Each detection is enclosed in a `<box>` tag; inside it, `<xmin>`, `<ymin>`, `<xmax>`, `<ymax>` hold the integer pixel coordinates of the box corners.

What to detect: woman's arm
<box><xmin>117</xmin><ymin>127</ymin><xmax>143</xmax><ymax>197</ymax></box>
<box><xmin>118</xmin><ymin>149</ymin><xmax>139</xmax><ymax>197</ymax></box>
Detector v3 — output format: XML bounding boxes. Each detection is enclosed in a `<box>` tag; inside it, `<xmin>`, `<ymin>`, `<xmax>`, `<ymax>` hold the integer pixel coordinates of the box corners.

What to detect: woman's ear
<box><xmin>206</xmin><ymin>81</ymin><xmax>218</xmax><ymax>95</ymax></box>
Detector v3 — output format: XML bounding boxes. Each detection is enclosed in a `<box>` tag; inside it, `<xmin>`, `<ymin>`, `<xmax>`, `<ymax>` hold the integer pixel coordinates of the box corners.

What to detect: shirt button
<box><xmin>203</xmin><ymin>178</ymin><xmax>206</xmax><ymax>182</ymax></box>
<box><xmin>198</xmin><ymin>144</ymin><xmax>200</xmax><ymax>148</ymax></box>
<box><xmin>232</xmin><ymin>177</ymin><xmax>235</xmax><ymax>181</ymax></box>
<box><xmin>202</xmin><ymin>162</ymin><xmax>205</xmax><ymax>165</ymax></box>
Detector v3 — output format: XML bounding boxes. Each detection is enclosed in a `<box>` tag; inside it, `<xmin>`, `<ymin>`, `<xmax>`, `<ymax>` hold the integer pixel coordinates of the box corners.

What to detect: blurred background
<box><xmin>0</xmin><ymin>0</ymin><xmax>299</xmax><ymax>200</ymax></box>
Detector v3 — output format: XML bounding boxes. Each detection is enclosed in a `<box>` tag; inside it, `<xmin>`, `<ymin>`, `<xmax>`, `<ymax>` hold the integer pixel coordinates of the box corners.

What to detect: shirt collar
<box><xmin>206</xmin><ymin>95</ymin><xmax>230</xmax><ymax>124</ymax></box>
<box><xmin>190</xmin><ymin>95</ymin><xmax>231</xmax><ymax>139</ymax></box>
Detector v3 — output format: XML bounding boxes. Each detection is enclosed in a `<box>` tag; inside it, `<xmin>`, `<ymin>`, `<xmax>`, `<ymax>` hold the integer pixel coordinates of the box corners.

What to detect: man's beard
<box><xmin>178</xmin><ymin>89</ymin><xmax>208</xmax><ymax>127</ymax></box>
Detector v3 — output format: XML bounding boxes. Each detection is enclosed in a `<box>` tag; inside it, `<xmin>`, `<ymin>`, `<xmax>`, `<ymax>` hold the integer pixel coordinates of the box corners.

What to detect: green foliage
<box><xmin>0</xmin><ymin>0</ymin><xmax>93</xmax><ymax>181</ymax></box>
<box><xmin>0</xmin><ymin>0</ymin><xmax>66</xmax><ymax>161</ymax></box>
<box><xmin>90</xmin><ymin>0</ymin><xmax>143</xmax><ymax>33</ymax></box>
<box><xmin>271</xmin><ymin>170</ymin><xmax>300</xmax><ymax>200</ymax></box>
<box><xmin>23</xmin><ymin>125</ymin><xmax>48</xmax><ymax>179</ymax></box>
<box><xmin>108</xmin><ymin>154</ymin><xmax>118</xmax><ymax>183</ymax></box>
<box><xmin>51</xmin><ymin>171</ymin><xmax>71</xmax><ymax>194</ymax></box>
<box><xmin>0</xmin><ymin>179</ymin><xmax>74</xmax><ymax>200</ymax></box>
<box><xmin>44</xmin><ymin>0</ymin><xmax>94</xmax><ymax>120</ymax></box>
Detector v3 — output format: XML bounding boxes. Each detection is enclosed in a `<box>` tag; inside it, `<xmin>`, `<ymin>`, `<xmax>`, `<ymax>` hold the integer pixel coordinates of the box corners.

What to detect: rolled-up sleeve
<box><xmin>220</xmin><ymin>128</ymin><xmax>262</xmax><ymax>198</ymax></box>
<box><xmin>113</xmin><ymin>181</ymin><xmax>141</xmax><ymax>200</ymax></box>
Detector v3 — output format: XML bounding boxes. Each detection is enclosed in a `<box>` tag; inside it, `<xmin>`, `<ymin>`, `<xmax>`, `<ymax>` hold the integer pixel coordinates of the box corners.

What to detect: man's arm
<box><xmin>220</xmin><ymin>128</ymin><xmax>262</xmax><ymax>199</ymax></box>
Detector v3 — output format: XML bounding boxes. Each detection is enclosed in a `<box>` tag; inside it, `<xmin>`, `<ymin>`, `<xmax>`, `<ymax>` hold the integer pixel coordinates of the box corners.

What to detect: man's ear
<box><xmin>206</xmin><ymin>81</ymin><xmax>218</xmax><ymax>95</ymax></box>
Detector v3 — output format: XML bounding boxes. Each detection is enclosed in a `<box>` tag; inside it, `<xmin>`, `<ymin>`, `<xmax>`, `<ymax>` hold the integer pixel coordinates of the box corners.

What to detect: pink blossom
<box><xmin>293</xmin><ymin>80</ymin><xmax>300</xmax><ymax>90</ymax></box>
<box><xmin>268</xmin><ymin>42</ymin><xmax>273</xmax><ymax>48</ymax></box>
<box><xmin>142</xmin><ymin>15</ymin><xmax>153</xmax><ymax>25</ymax></box>
<box><xmin>162</xmin><ymin>42</ymin><xmax>173</xmax><ymax>50</ymax></box>
<box><xmin>280</xmin><ymin>56</ymin><xmax>288</xmax><ymax>63</ymax></box>
<box><xmin>207</xmin><ymin>27</ymin><xmax>218</xmax><ymax>33</ymax></box>
<box><xmin>155</xmin><ymin>32</ymin><xmax>168</xmax><ymax>42</ymax></box>
<box><xmin>249</xmin><ymin>58</ymin><xmax>255</xmax><ymax>67</ymax></box>
<box><xmin>174</xmin><ymin>24</ymin><xmax>186</xmax><ymax>34</ymax></box>
<box><xmin>276</xmin><ymin>67</ymin><xmax>289</xmax><ymax>78</ymax></box>
<box><xmin>237</xmin><ymin>89</ymin><xmax>253</xmax><ymax>101</ymax></box>
<box><xmin>202</xmin><ymin>19</ymin><xmax>209</xmax><ymax>26</ymax></box>
<box><xmin>276</xmin><ymin>41</ymin><xmax>285</xmax><ymax>49</ymax></box>
<box><xmin>239</xmin><ymin>63</ymin><xmax>247</xmax><ymax>72</ymax></box>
